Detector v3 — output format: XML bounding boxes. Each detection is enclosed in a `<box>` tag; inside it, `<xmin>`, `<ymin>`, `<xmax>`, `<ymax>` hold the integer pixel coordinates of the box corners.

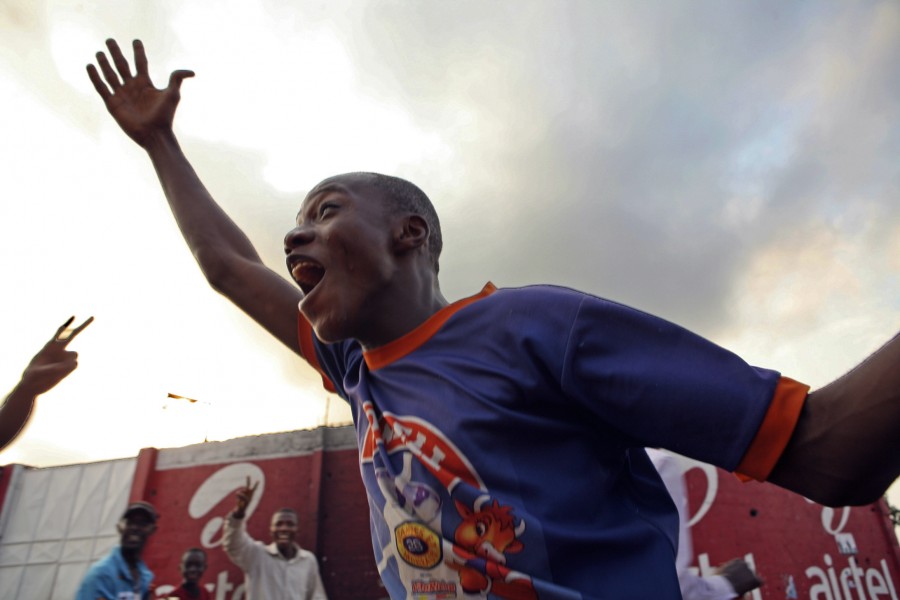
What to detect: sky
<box><xmin>0</xmin><ymin>1</ymin><xmax>898</xmax><ymax>506</ymax></box>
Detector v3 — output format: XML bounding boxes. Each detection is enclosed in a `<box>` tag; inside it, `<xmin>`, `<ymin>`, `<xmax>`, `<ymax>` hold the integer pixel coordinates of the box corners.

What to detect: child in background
<box><xmin>166</xmin><ymin>548</ymin><xmax>211</xmax><ymax>600</ymax></box>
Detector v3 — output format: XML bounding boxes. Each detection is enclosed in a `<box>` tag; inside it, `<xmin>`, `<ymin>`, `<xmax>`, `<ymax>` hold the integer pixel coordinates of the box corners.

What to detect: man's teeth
<box><xmin>292</xmin><ymin>261</ymin><xmax>325</xmax><ymax>296</ymax></box>
<box><xmin>292</xmin><ymin>261</ymin><xmax>323</xmax><ymax>280</ymax></box>
<box><xmin>292</xmin><ymin>261</ymin><xmax>313</xmax><ymax>277</ymax></box>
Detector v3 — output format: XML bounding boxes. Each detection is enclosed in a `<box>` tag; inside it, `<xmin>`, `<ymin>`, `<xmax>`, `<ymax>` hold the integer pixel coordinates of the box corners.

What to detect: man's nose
<box><xmin>284</xmin><ymin>224</ymin><xmax>313</xmax><ymax>253</ymax></box>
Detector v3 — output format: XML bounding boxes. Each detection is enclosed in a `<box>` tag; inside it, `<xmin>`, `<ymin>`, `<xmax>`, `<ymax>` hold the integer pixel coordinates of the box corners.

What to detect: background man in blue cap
<box><xmin>76</xmin><ymin>501</ymin><xmax>159</xmax><ymax>600</ymax></box>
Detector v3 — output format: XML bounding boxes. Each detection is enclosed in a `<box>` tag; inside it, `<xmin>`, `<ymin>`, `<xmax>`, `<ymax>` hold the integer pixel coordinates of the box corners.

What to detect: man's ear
<box><xmin>393</xmin><ymin>214</ymin><xmax>429</xmax><ymax>254</ymax></box>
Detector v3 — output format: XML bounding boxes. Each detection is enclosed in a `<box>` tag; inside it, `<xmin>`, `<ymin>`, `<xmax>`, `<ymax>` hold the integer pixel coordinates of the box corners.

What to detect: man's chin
<box><xmin>121</xmin><ymin>541</ymin><xmax>144</xmax><ymax>551</ymax></box>
<box><xmin>302</xmin><ymin>293</ymin><xmax>366</xmax><ymax>344</ymax></box>
<box><xmin>310</xmin><ymin>317</ymin><xmax>351</xmax><ymax>345</ymax></box>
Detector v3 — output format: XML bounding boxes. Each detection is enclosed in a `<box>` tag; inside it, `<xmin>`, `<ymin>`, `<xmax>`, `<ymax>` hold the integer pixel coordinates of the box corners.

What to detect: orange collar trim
<box><xmin>363</xmin><ymin>282</ymin><xmax>497</xmax><ymax>371</ymax></box>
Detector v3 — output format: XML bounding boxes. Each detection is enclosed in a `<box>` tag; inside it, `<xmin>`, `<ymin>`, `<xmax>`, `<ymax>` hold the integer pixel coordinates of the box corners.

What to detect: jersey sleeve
<box><xmin>559</xmin><ymin>293</ymin><xmax>807</xmax><ymax>473</ymax></box>
<box><xmin>734</xmin><ymin>376</ymin><xmax>808</xmax><ymax>480</ymax></box>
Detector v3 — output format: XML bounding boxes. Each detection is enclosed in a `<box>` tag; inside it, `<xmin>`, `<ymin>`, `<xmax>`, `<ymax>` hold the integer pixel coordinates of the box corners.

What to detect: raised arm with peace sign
<box><xmin>232</xmin><ymin>476</ymin><xmax>259</xmax><ymax>520</ymax></box>
<box><xmin>0</xmin><ymin>316</ymin><xmax>93</xmax><ymax>451</ymax></box>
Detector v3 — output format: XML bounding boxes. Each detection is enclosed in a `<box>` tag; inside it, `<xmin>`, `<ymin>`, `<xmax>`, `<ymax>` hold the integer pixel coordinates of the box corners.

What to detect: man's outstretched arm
<box><xmin>0</xmin><ymin>316</ymin><xmax>93</xmax><ymax>451</ymax></box>
<box><xmin>86</xmin><ymin>39</ymin><xmax>303</xmax><ymax>353</ymax></box>
<box><xmin>767</xmin><ymin>331</ymin><xmax>899</xmax><ymax>506</ymax></box>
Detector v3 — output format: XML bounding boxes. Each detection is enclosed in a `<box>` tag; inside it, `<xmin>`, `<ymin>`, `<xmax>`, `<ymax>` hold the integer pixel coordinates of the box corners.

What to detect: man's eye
<box><xmin>319</xmin><ymin>202</ymin><xmax>339</xmax><ymax>218</ymax></box>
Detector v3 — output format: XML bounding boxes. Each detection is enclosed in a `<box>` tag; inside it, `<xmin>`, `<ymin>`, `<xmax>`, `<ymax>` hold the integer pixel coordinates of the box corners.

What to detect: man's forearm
<box><xmin>137</xmin><ymin>127</ymin><xmax>305</xmax><ymax>353</ymax></box>
<box><xmin>143</xmin><ymin>129</ymin><xmax>264</xmax><ymax>278</ymax></box>
<box><xmin>768</xmin><ymin>332</ymin><xmax>900</xmax><ymax>506</ymax></box>
<box><xmin>222</xmin><ymin>512</ymin><xmax>256</xmax><ymax>569</ymax></box>
<box><xmin>0</xmin><ymin>384</ymin><xmax>38</xmax><ymax>451</ymax></box>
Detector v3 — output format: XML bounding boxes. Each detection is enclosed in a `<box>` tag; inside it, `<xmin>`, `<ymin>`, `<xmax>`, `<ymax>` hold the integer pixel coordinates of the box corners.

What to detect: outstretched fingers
<box><xmin>106</xmin><ymin>38</ymin><xmax>134</xmax><ymax>82</ymax></box>
<box><xmin>52</xmin><ymin>316</ymin><xmax>94</xmax><ymax>347</ymax></box>
<box><xmin>65</xmin><ymin>316</ymin><xmax>95</xmax><ymax>344</ymax></box>
<box><xmin>133</xmin><ymin>39</ymin><xmax>149</xmax><ymax>77</ymax></box>
<box><xmin>86</xmin><ymin>37</ymin><xmax>194</xmax><ymax>146</ymax></box>
<box><xmin>88</xmin><ymin>39</ymin><xmax>135</xmax><ymax>98</ymax></box>
<box><xmin>95</xmin><ymin>51</ymin><xmax>121</xmax><ymax>92</ymax></box>
<box><xmin>167</xmin><ymin>69</ymin><xmax>196</xmax><ymax>93</ymax></box>
<box><xmin>86</xmin><ymin>64</ymin><xmax>111</xmax><ymax>101</ymax></box>
<box><xmin>52</xmin><ymin>317</ymin><xmax>76</xmax><ymax>342</ymax></box>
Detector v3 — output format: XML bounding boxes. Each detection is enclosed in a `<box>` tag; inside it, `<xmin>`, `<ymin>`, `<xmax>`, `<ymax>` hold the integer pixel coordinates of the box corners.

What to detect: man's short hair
<box><xmin>273</xmin><ymin>507</ymin><xmax>298</xmax><ymax>519</ymax></box>
<box><xmin>121</xmin><ymin>501</ymin><xmax>158</xmax><ymax>524</ymax></box>
<box><xmin>363</xmin><ymin>173</ymin><xmax>443</xmax><ymax>275</ymax></box>
<box><xmin>182</xmin><ymin>547</ymin><xmax>207</xmax><ymax>561</ymax></box>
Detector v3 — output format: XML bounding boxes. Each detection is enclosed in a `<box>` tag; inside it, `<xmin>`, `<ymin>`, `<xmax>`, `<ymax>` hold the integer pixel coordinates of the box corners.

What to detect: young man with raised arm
<box><xmin>86</xmin><ymin>39</ymin><xmax>899</xmax><ymax>599</ymax></box>
<box><xmin>222</xmin><ymin>479</ymin><xmax>327</xmax><ymax>600</ymax></box>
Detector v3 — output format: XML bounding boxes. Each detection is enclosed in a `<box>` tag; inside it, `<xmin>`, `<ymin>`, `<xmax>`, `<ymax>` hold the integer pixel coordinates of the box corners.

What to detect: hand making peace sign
<box><xmin>19</xmin><ymin>316</ymin><xmax>94</xmax><ymax>396</ymax></box>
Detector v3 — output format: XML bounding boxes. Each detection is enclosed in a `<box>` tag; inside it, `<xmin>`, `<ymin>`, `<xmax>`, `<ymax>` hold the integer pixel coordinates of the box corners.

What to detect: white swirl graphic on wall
<box><xmin>188</xmin><ymin>462</ymin><xmax>265</xmax><ymax>548</ymax></box>
<box><xmin>680</xmin><ymin>458</ymin><xmax>718</xmax><ymax>527</ymax></box>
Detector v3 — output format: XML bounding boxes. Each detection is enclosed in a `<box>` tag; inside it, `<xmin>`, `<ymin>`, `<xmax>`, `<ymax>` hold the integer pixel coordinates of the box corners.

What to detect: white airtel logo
<box><xmin>679</xmin><ymin>458</ymin><xmax>719</xmax><ymax>528</ymax></box>
<box><xmin>188</xmin><ymin>462</ymin><xmax>266</xmax><ymax>548</ymax></box>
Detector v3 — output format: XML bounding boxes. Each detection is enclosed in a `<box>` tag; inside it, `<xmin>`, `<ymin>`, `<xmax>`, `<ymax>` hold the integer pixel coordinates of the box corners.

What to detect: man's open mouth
<box><xmin>123</xmin><ymin>532</ymin><xmax>144</xmax><ymax>545</ymax></box>
<box><xmin>291</xmin><ymin>259</ymin><xmax>325</xmax><ymax>295</ymax></box>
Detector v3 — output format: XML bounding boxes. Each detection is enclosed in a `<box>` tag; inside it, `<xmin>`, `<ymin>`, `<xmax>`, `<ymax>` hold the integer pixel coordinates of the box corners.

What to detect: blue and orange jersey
<box><xmin>296</xmin><ymin>283</ymin><xmax>807</xmax><ymax>599</ymax></box>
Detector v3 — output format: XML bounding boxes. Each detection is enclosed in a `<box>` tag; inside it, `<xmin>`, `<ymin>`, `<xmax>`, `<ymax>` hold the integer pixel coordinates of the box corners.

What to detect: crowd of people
<box><xmin>0</xmin><ymin>32</ymin><xmax>897</xmax><ymax>599</ymax></box>
<box><xmin>73</xmin><ymin>482</ymin><xmax>327</xmax><ymax>600</ymax></box>
<box><xmin>67</xmin><ymin>461</ymin><xmax>758</xmax><ymax>600</ymax></box>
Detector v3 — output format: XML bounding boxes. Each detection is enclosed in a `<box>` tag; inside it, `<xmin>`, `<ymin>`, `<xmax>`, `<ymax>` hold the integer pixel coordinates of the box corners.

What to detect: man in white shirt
<box><xmin>222</xmin><ymin>478</ymin><xmax>327</xmax><ymax>600</ymax></box>
<box><xmin>648</xmin><ymin>449</ymin><xmax>763</xmax><ymax>599</ymax></box>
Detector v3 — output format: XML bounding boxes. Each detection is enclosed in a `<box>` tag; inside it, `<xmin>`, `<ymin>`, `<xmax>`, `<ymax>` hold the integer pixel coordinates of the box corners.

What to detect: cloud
<box><xmin>0</xmin><ymin>1</ymin><xmax>896</xmax><ymax>468</ymax></box>
<box><xmin>324</xmin><ymin>1</ymin><xmax>900</xmax><ymax>338</ymax></box>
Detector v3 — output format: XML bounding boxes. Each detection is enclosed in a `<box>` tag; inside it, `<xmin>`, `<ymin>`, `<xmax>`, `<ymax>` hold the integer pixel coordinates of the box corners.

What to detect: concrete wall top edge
<box><xmin>155</xmin><ymin>425</ymin><xmax>357</xmax><ymax>470</ymax></box>
<box><xmin>1</xmin><ymin>456</ymin><xmax>137</xmax><ymax>472</ymax></box>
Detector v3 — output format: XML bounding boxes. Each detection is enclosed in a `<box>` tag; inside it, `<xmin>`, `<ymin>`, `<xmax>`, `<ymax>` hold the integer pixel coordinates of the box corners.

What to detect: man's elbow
<box><xmin>799</xmin><ymin>472</ymin><xmax>895</xmax><ymax>507</ymax></box>
<box><xmin>193</xmin><ymin>247</ymin><xmax>241</xmax><ymax>294</ymax></box>
<box><xmin>807</xmin><ymin>487</ymin><xmax>881</xmax><ymax>508</ymax></box>
<box><xmin>770</xmin><ymin>458</ymin><xmax>895</xmax><ymax>507</ymax></box>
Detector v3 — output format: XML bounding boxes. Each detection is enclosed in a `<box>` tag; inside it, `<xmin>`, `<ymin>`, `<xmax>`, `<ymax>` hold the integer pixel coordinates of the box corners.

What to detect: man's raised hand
<box><xmin>20</xmin><ymin>316</ymin><xmax>94</xmax><ymax>396</ymax></box>
<box><xmin>0</xmin><ymin>316</ymin><xmax>93</xmax><ymax>451</ymax></box>
<box><xmin>86</xmin><ymin>39</ymin><xmax>194</xmax><ymax>147</ymax></box>
<box><xmin>232</xmin><ymin>477</ymin><xmax>259</xmax><ymax>519</ymax></box>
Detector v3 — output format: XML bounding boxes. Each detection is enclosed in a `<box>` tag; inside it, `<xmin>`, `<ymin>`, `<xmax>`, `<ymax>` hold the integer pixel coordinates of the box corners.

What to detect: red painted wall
<box><xmin>317</xmin><ymin>449</ymin><xmax>384</xmax><ymax>599</ymax></box>
<box><xmin>5</xmin><ymin>428</ymin><xmax>895</xmax><ymax>600</ymax></box>
<box><xmin>136</xmin><ymin>446</ymin><xmax>383</xmax><ymax>600</ymax></box>
<box><xmin>134</xmin><ymin>444</ymin><xmax>899</xmax><ymax>600</ymax></box>
<box><xmin>685</xmin><ymin>464</ymin><xmax>900</xmax><ymax>599</ymax></box>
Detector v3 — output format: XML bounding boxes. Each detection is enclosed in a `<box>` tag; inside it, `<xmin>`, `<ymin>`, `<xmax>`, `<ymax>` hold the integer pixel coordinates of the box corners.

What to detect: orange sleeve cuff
<box><xmin>735</xmin><ymin>376</ymin><xmax>809</xmax><ymax>482</ymax></box>
<box><xmin>297</xmin><ymin>313</ymin><xmax>337</xmax><ymax>394</ymax></box>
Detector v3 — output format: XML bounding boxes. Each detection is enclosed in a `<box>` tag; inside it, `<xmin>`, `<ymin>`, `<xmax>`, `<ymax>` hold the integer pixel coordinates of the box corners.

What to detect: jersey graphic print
<box><xmin>361</xmin><ymin>401</ymin><xmax>539</xmax><ymax>599</ymax></box>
